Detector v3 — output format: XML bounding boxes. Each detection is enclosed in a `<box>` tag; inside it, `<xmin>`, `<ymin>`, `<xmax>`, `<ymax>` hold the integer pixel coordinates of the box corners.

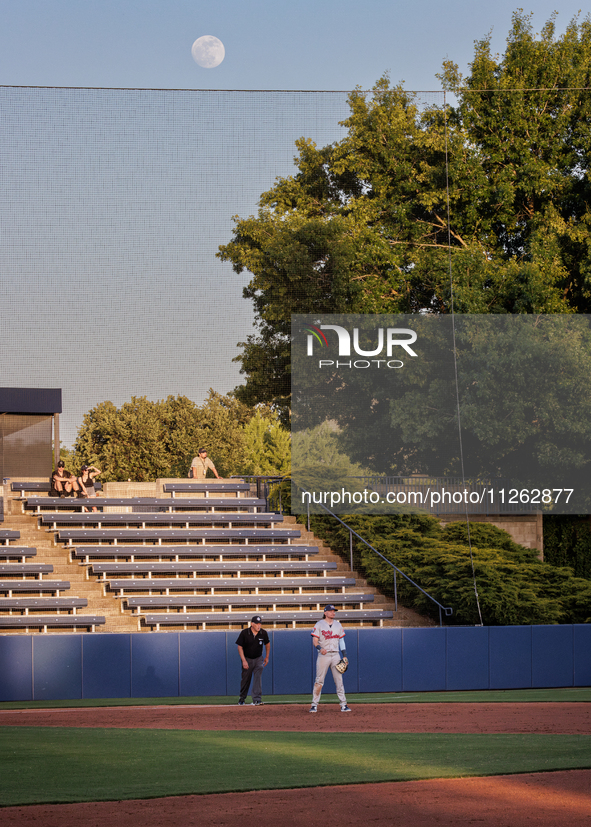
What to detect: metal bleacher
<box><xmin>0</xmin><ymin>527</ymin><xmax>105</xmax><ymax>632</ymax></box>
<box><xmin>13</xmin><ymin>479</ymin><xmax>394</xmax><ymax>631</ymax></box>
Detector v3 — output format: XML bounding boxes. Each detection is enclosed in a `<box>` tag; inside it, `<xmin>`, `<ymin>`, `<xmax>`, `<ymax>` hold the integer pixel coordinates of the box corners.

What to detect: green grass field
<box><xmin>1</xmin><ymin>728</ymin><xmax>590</xmax><ymax>806</ymax></box>
<box><xmin>1</xmin><ymin>688</ymin><xmax>589</xmax><ymax>806</ymax></box>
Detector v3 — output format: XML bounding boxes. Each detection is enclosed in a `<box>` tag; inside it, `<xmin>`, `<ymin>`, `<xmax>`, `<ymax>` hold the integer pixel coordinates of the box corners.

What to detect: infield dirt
<box><xmin>1</xmin><ymin>701</ymin><xmax>589</xmax><ymax>733</ymax></box>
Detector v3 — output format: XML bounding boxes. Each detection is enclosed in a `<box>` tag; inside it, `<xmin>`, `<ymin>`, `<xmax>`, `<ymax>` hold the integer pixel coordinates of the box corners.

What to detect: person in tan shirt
<box><xmin>189</xmin><ymin>448</ymin><xmax>220</xmax><ymax>479</ymax></box>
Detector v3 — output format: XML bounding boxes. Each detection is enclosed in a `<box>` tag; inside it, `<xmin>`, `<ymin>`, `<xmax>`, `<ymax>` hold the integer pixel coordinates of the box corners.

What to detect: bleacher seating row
<box><xmin>71</xmin><ymin>544</ymin><xmax>320</xmax><ymax>562</ymax></box>
<box><xmin>56</xmin><ymin>528</ymin><xmax>300</xmax><ymax>544</ymax></box>
<box><xmin>10</xmin><ymin>481</ymin><xmax>102</xmax><ymax>496</ymax></box>
<box><xmin>0</xmin><ymin>530</ymin><xmax>21</xmax><ymax>544</ymax></box>
<box><xmin>25</xmin><ymin>497</ymin><xmax>266</xmax><ymax>512</ymax></box>
<box><xmin>4</xmin><ymin>480</ymin><xmax>394</xmax><ymax>632</ymax></box>
<box><xmin>10</xmin><ymin>481</ymin><xmax>245</xmax><ymax>497</ymax></box>
<box><xmin>39</xmin><ymin>512</ymin><xmax>281</xmax><ymax>527</ymax></box>
<box><xmin>0</xmin><ymin>528</ymin><xmax>105</xmax><ymax>632</ymax></box>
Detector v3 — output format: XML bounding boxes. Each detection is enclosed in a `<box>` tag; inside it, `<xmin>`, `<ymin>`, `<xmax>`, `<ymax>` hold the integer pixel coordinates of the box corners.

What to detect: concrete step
<box><xmin>1</xmin><ymin>513</ymin><xmax>139</xmax><ymax>632</ymax></box>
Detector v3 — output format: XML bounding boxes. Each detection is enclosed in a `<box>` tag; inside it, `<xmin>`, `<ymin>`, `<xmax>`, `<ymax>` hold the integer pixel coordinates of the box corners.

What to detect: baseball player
<box><xmin>310</xmin><ymin>604</ymin><xmax>351</xmax><ymax>712</ymax></box>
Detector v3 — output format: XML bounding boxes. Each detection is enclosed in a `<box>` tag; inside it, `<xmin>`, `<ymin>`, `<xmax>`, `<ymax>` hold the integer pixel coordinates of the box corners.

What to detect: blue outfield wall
<box><xmin>0</xmin><ymin>624</ymin><xmax>590</xmax><ymax>702</ymax></box>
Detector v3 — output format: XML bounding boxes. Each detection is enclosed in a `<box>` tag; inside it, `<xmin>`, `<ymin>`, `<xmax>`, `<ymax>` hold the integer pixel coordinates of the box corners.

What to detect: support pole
<box><xmin>53</xmin><ymin>413</ymin><xmax>60</xmax><ymax>469</ymax></box>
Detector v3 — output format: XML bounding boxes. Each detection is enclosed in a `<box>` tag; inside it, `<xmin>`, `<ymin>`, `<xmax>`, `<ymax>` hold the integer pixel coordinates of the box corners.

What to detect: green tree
<box><xmin>440</xmin><ymin>11</ymin><xmax>591</xmax><ymax>314</ymax></box>
<box><xmin>543</xmin><ymin>515</ymin><xmax>591</xmax><ymax>579</ymax></box>
<box><xmin>219</xmin><ymin>11</ymin><xmax>591</xmax><ymax>412</ymax></box>
<box><xmin>73</xmin><ymin>391</ymin><xmax>256</xmax><ymax>481</ymax></box>
<box><xmin>291</xmin><ymin>420</ymin><xmax>371</xmax><ymax>498</ymax></box>
<box><xmin>301</xmin><ymin>514</ymin><xmax>591</xmax><ymax>625</ymax></box>
<box><xmin>74</xmin><ymin>397</ymin><xmax>170</xmax><ymax>481</ymax></box>
<box><xmin>380</xmin><ymin>315</ymin><xmax>591</xmax><ymax>495</ymax></box>
<box><xmin>239</xmin><ymin>408</ymin><xmax>291</xmax><ymax>476</ymax></box>
<box><xmin>189</xmin><ymin>391</ymin><xmax>253</xmax><ymax>477</ymax></box>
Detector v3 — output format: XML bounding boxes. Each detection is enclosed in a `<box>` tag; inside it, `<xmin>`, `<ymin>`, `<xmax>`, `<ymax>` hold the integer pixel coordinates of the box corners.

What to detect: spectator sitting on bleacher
<box><xmin>77</xmin><ymin>465</ymin><xmax>101</xmax><ymax>512</ymax></box>
<box><xmin>189</xmin><ymin>449</ymin><xmax>220</xmax><ymax>480</ymax></box>
<box><xmin>49</xmin><ymin>460</ymin><xmax>80</xmax><ymax>498</ymax></box>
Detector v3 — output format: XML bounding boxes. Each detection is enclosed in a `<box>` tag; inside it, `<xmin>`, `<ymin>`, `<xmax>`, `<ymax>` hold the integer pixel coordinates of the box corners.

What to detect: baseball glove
<box><xmin>335</xmin><ymin>657</ymin><xmax>348</xmax><ymax>674</ymax></box>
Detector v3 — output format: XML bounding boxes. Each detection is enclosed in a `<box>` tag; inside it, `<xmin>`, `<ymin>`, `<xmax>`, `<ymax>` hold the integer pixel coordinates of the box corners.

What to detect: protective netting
<box><xmin>3</xmin><ymin>86</ymin><xmax>420</xmax><ymax>446</ymax></box>
<box><xmin>2</xmin><ymin>86</ymin><xmax>591</xmax><ymax>514</ymax></box>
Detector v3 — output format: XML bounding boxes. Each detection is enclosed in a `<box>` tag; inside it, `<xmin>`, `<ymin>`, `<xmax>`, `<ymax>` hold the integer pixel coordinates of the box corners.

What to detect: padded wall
<box><xmin>574</xmin><ymin>625</ymin><xmax>591</xmax><ymax>687</ymax></box>
<box><xmin>358</xmin><ymin>628</ymin><xmax>401</xmax><ymax>692</ymax></box>
<box><xmin>83</xmin><ymin>634</ymin><xmax>131</xmax><ymax>699</ymax></box>
<box><xmin>271</xmin><ymin>630</ymin><xmax>314</xmax><ymax>695</ymax></box>
<box><xmin>131</xmin><ymin>634</ymin><xmax>179</xmax><ymax>697</ymax></box>
<box><xmin>0</xmin><ymin>635</ymin><xmax>32</xmax><ymax>701</ymax></box>
<box><xmin>446</xmin><ymin>626</ymin><xmax>490</xmax><ymax>690</ymax></box>
<box><xmin>33</xmin><ymin>635</ymin><xmax>82</xmax><ymax>700</ymax></box>
<box><xmin>532</xmin><ymin>625</ymin><xmax>574</xmax><ymax>688</ymax></box>
<box><xmin>180</xmin><ymin>631</ymin><xmax>227</xmax><ymax>697</ymax></box>
<box><xmin>0</xmin><ymin>625</ymin><xmax>588</xmax><ymax>701</ymax></box>
<box><xmin>489</xmin><ymin>626</ymin><xmax>532</xmax><ymax>689</ymax></box>
<box><xmin>402</xmin><ymin>627</ymin><xmax>447</xmax><ymax>691</ymax></box>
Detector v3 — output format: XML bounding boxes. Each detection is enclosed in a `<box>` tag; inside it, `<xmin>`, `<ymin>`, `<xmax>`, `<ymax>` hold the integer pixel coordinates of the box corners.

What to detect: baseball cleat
<box><xmin>238</xmin><ymin>700</ymin><xmax>245</xmax><ymax>706</ymax></box>
<box><xmin>341</xmin><ymin>705</ymin><xmax>352</xmax><ymax>712</ymax></box>
<box><xmin>309</xmin><ymin>704</ymin><xmax>318</xmax><ymax>713</ymax></box>
<box><xmin>251</xmin><ymin>700</ymin><xmax>263</xmax><ymax>706</ymax></box>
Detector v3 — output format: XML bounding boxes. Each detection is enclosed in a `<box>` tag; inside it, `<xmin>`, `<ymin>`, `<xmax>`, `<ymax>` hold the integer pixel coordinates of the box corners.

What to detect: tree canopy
<box><xmin>72</xmin><ymin>391</ymin><xmax>290</xmax><ymax>482</ymax></box>
<box><xmin>219</xmin><ymin>11</ymin><xmax>591</xmax><ymax>414</ymax></box>
<box><xmin>305</xmin><ymin>315</ymin><xmax>591</xmax><ymax>509</ymax></box>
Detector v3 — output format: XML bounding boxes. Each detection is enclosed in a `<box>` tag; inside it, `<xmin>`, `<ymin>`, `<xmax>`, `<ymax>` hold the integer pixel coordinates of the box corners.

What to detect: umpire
<box><xmin>235</xmin><ymin>615</ymin><xmax>270</xmax><ymax>706</ymax></box>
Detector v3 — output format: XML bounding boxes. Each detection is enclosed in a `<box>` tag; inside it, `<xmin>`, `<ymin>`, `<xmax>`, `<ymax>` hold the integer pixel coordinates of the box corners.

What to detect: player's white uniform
<box><xmin>311</xmin><ymin>618</ymin><xmax>347</xmax><ymax>706</ymax></box>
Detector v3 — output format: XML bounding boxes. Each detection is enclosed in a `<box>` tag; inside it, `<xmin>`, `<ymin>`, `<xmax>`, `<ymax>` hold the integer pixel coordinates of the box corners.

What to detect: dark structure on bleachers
<box><xmin>0</xmin><ymin>388</ymin><xmax>62</xmax><ymax>482</ymax></box>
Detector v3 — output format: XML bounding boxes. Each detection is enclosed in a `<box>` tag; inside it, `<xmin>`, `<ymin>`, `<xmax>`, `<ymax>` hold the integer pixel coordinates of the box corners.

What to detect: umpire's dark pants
<box><xmin>240</xmin><ymin>655</ymin><xmax>264</xmax><ymax>703</ymax></box>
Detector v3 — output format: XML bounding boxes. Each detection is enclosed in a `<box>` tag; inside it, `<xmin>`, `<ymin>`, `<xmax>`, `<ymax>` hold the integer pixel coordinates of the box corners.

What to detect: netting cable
<box><xmin>443</xmin><ymin>90</ymin><xmax>484</xmax><ymax>626</ymax></box>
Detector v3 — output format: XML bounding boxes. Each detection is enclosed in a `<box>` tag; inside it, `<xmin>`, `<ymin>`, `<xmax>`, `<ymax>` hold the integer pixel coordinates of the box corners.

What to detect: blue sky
<box><xmin>0</xmin><ymin>1</ymin><xmax>584</xmax><ymax>92</ymax></box>
<box><xmin>0</xmin><ymin>1</ymin><xmax>586</xmax><ymax>447</ymax></box>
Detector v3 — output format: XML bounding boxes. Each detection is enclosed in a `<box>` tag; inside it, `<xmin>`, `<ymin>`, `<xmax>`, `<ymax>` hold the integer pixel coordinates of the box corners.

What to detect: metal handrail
<box><xmin>303</xmin><ymin>493</ymin><xmax>453</xmax><ymax>627</ymax></box>
<box><xmin>231</xmin><ymin>475</ymin><xmax>453</xmax><ymax>625</ymax></box>
<box><xmin>230</xmin><ymin>475</ymin><xmax>287</xmax><ymax>514</ymax></box>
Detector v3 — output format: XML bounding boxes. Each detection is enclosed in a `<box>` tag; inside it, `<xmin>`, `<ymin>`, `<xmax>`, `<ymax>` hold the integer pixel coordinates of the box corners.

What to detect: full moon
<box><xmin>191</xmin><ymin>35</ymin><xmax>225</xmax><ymax>68</ymax></box>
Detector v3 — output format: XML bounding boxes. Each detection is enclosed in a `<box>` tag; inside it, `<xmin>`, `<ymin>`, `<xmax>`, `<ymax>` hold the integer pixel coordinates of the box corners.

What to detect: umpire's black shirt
<box><xmin>235</xmin><ymin>627</ymin><xmax>269</xmax><ymax>659</ymax></box>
